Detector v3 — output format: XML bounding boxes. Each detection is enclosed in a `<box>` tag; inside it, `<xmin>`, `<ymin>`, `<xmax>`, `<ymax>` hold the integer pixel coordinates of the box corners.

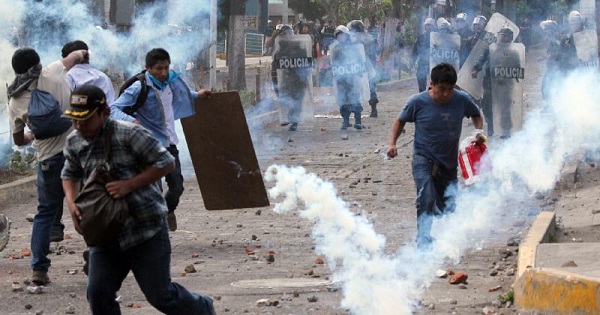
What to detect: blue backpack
<box><xmin>28</xmin><ymin>89</ymin><xmax>72</xmax><ymax>140</ymax></box>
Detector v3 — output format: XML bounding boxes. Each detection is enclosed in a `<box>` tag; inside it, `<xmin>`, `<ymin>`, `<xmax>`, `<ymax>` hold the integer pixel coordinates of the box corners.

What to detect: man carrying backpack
<box><xmin>111</xmin><ymin>48</ymin><xmax>210</xmax><ymax>232</ymax></box>
<box><xmin>7</xmin><ymin>47</ymin><xmax>86</xmax><ymax>285</ymax></box>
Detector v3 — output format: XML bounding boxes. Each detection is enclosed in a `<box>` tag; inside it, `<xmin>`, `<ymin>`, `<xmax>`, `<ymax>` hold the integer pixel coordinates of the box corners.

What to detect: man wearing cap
<box><xmin>412</xmin><ymin>17</ymin><xmax>436</xmax><ymax>92</ymax></box>
<box><xmin>471</xmin><ymin>27</ymin><xmax>514</xmax><ymax>137</ymax></box>
<box><xmin>111</xmin><ymin>48</ymin><xmax>210</xmax><ymax>232</ymax></box>
<box><xmin>62</xmin><ymin>40</ymin><xmax>116</xmax><ymax>105</ymax></box>
<box><xmin>455</xmin><ymin>13</ymin><xmax>474</xmax><ymax>68</ymax></box>
<box><xmin>61</xmin><ymin>84</ymin><xmax>216</xmax><ymax>315</ymax></box>
<box><xmin>6</xmin><ymin>47</ymin><xmax>86</xmax><ymax>285</ymax></box>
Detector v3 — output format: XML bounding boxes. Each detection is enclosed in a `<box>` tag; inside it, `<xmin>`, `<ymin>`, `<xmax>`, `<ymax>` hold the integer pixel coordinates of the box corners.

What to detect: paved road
<box><xmin>0</xmin><ymin>48</ymin><xmax>550</xmax><ymax>315</ymax></box>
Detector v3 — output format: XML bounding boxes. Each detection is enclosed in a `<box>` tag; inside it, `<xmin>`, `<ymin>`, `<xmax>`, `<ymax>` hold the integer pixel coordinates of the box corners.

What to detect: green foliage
<box><xmin>499</xmin><ymin>289</ymin><xmax>514</xmax><ymax>303</ymax></box>
<box><xmin>238</xmin><ymin>89</ymin><xmax>257</xmax><ymax>107</ymax></box>
<box><xmin>9</xmin><ymin>149</ymin><xmax>36</xmax><ymax>172</ymax></box>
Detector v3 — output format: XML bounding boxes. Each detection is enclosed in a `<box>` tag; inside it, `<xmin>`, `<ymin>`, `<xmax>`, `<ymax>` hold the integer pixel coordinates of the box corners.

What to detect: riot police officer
<box><xmin>412</xmin><ymin>17</ymin><xmax>436</xmax><ymax>92</ymax></box>
<box><xmin>455</xmin><ymin>13</ymin><xmax>474</xmax><ymax>68</ymax></box>
<box><xmin>347</xmin><ymin>19</ymin><xmax>379</xmax><ymax>118</ymax></box>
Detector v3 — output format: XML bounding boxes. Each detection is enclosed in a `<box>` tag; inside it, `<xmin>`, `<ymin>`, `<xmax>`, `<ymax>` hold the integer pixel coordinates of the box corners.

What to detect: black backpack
<box><xmin>28</xmin><ymin>88</ymin><xmax>72</xmax><ymax>140</ymax></box>
<box><xmin>119</xmin><ymin>71</ymin><xmax>149</xmax><ymax>116</ymax></box>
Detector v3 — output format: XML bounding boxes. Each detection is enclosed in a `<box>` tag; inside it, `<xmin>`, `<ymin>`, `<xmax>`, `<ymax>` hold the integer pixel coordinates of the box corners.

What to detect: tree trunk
<box><xmin>228</xmin><ymin>0</ymin><xmax>247</xmax><ymax>91</ymax></box>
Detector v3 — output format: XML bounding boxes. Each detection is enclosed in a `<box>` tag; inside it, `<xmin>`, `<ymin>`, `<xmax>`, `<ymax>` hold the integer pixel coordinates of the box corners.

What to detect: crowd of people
<box><xmin>6</xmin><ymin>42</ymin><xmax>216</xmax><ymax>315</ymax></box>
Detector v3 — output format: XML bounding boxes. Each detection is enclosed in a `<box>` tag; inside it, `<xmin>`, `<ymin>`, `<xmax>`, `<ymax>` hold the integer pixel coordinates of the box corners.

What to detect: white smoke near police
<box><xmin>0</xmin><ymin>0</ymin><xmax>212</xmax><ymax>167</ymax></box>
<box><xmin>265</xmin><ymin>66</ymin><xmax>600</xmax><ymax>314</ymax></box>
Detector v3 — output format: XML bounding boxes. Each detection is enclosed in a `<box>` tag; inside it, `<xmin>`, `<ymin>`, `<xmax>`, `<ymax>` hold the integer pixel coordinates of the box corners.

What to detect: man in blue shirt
<box><xmin>387</xmin><ymin>63</ymin><xmax>484</xmax><ymax>248</ymax></box>
<box><xmin>111</xmin><ymin>48</ymin><xmax>210</xmax><ymax>231</ymax></box>
<box><xmin>62</xmin><ymin>84</ymin><xmax>216</xmax><ymax>315</ymax></box>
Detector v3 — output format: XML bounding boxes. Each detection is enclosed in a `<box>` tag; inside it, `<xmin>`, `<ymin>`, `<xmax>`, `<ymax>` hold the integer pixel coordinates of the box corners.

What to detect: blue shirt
<box><xmin>66</xmin><ymin>64</ymin><xmax>116</xmax><ymax>105</ymax></box>
<box><xmin>399</xmin><ymin>89</ymin><xmax>481</xmax><ymax>169</ymax></box>
<box><xmin>61</xmin><ymin>118</ymin><xmax>175</xmax><ymax>250</ymax></box>
<box><xmin>110</xmin><ymin>72</ymin><xmax>198</xmax><ymax>147</ymax></box>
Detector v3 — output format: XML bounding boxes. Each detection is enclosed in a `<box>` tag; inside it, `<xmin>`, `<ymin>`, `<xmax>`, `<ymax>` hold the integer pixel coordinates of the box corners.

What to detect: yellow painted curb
<box><xmin>517</xmin><ymin>211</ymin><xmax>556</xmax><ymax>278</ymax></box>
<box><xmin>514</xmin><ymin>267</ymin><xmax>600</xmax><ymax>314</ymax></box>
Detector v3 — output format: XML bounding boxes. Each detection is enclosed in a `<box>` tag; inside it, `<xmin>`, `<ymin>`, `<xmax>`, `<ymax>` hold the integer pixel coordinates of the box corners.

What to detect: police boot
<box><xmin>353</xmin><ymin>112</ymin><xmax>363</xmax><ymax>130</ymax></box>
<box><xmin>340</xmin><ymin>105</ymin><xmax>351</xmax><ymax>130</ymax></box>
<box><xmin>369</xmin><ymin>104</ymin><xmax>378</xmax><ymax>117</ymax></box>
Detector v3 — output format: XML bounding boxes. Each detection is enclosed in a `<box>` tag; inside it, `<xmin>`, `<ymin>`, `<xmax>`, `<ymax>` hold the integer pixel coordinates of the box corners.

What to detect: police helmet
<box><xmin>568</xmin><ymin>10</ymin><xmax>583</xmax><ymax>25</ymax></box>
<box><xmin>334</xmin><ymin>25</ymin><xmax>350</xmax><ymax>37</ymax></box>
<box><xmin>423</xmin><ymin>18</ymin><xmax>435</xmax><ymax>27</ymax></box>
<box><xmin>539</xmin><ymin>20</ymin><xmax>558</xmax><ymax>30</ymax></box>
<box><xmin>275</xmin><ymin>24</ymin><xmax>284</xmax><ymax>31</ymax></box>
<box><xmin>437</xmin><ymin>18</ymin><xmax>451</xmax><ymax>31</ymax></box>
<box><xmin>473</xmin><ymin>15</ymin><xmax>487</xmax><ymax>26</ymax></box>
<box><xmin>498</xmin><ymin>27</ymin><xmax>514</xmax><ymax>40</ymax></box>
<box><xmin>279</xmin><ymin>24</ymin><xmax>293</xmax><ymax>35</ymax></box>
<box><xmin>347</xmin><ymin>20</ymin><xmax>365</xmax><ymax>33</ymax></box>
<box><xmin>456</xmin><ymin>12</ymin><xmax>468</xmax><ymax>22</ymax></box>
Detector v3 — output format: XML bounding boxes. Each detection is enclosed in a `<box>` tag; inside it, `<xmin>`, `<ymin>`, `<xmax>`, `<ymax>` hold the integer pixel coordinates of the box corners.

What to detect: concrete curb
<box><xmin>514</xmin><ymin>211</ymin><xmax>600</xmax><ymax>314</ymax></box>
<box><xmin>0</xmin><ymin>175</ymin><xmax>37</xmax><ymax>207</ymax></box>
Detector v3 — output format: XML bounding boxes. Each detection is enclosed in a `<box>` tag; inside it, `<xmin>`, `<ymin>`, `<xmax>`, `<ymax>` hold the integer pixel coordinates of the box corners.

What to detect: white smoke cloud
<box><xmin>0</xmin><ymin>0</ymin><xmax>213</xmax><ymax>166</ymax></box>
<box><xmin>265</xmin><ymin>68</ymin><xmax>600</xmax><ymax>314</ymax></box>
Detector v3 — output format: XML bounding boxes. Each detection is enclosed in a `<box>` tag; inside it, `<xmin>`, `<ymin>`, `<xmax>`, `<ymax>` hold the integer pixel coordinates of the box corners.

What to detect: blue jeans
<box><xmin>412</xmin><ymin>154</ymin><xmax>457</xmax><ymax>248</ymax></box>
<box><xmin>31</xmin><ymin>153</ymin><xmax>65</xmax><ymax>271</ymax></box>
<box><xmin>164</xmin><ymin>145</ymin><xmax>184</xmax><ymax>213</ymax></box>
<box><xmin>87</xmin><ymin>226</ymin><xmax>215</xmax><ymax>315</ymax></box>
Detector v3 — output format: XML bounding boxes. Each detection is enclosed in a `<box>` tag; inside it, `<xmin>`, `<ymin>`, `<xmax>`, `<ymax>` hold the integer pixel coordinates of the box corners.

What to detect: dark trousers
<box><xmin>412</xmin><ymin>154</ymin><xmax>457</xmax><ymax>248</ymax></box>
<box><xmin>87</xmin><ymin>226</ymin><xmax>215</xmax><ymax>315</ymax></box>
<box><xmin>164</xmin><ymin>145</ymin><xmax>184</xmax><ymax>213</ymax></box>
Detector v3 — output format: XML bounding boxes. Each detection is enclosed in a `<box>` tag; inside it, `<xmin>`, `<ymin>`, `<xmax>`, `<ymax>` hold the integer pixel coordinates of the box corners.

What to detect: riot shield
<box><xmin>457</xmin><ymin>13</ymin><xmax>520</xmax><ymax>100</ymax></box>
<box><xmin>330</xmin><ymin>43</ymin><xmax>370</xmax><ymax>106</ymax></box>
<box><xmin>573</xmin><ymin>30</ymin><xmax>599</xmax><ymax>69</ymax></box>
<box><xmin>180</xmin><ymin>92</ymin><xmax>270</xmax><ymax>210</ymax></box>
<box><xmin>274</xmin><ymin>34</ymin><xmax>315</xmax><ymax>127</ymax></box>
<box><xmin>489</xmin><ymin>43</ymin><xmax>525</xmax><ymax>138</ymax></box>
<box><xmin>429</xmin><ymin>32</ymin><xmax>460</xmax><ymax>73</ymax></box>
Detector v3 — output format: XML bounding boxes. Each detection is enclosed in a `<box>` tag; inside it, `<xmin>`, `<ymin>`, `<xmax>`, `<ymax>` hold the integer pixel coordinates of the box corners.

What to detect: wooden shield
<box><xmin>181</xmin><ymin>91</ymin><xmax>269</xmax><ymax>210</ymax></box>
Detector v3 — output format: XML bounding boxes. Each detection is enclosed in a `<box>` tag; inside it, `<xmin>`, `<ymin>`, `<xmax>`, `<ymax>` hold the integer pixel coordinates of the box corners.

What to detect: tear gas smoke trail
<box><xmin>266</xmin><ymin>165</ymin><xmax>433</xmax><ymax>315</ymax></box>
<box><xmin>266</xmin><ymin>69</ymin><xmax>600</xmax><ymax>314</ymax></box>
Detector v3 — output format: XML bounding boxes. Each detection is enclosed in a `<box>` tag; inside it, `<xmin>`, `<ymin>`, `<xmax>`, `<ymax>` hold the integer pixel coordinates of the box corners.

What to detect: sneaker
<box><xmin>167</xmin><ymin>212</ymin><xmax>178</xmax><ymax>232</ymax></box>
<box><xmin>369</xmin><ymin>109</ymin><xmax>378</xmax><ymax>117</ymax></box>
<box><xmin>31</xmin><ymin>270</ymin><xmax>50</xmax><ymax>285</ymax></box>
<box><xmin>288</xmin><ymin>123</ymin><xmax>298</xmax><ymax>131</ymax></box>
<box><xmin>354</xmin><ymin>123</ymin><xmax>363</xmax><ymax>130</ymax></box>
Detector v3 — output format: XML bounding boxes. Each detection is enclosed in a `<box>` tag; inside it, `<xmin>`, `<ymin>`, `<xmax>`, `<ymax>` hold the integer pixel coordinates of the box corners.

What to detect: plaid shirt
<box><xmin>61</xmin><ymin>118</ymin><xmax>174</xmax><ymax>250</ymax></box>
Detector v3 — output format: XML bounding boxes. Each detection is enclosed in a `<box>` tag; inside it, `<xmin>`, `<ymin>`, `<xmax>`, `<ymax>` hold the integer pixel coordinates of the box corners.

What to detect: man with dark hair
<box><xmin>111</xmin><ymin>48</ymin><xmax>211</xmax><ymax>231</ymax></box>
<box><xmin>62</xmin><ymin>40</ymin><xmax>116</xmax><ymax>105</ymax></box>
<box><xmin>387</xmin><ymin>63</ymin><xmax>484</xmax><ymax>249</ymax></box>
<box><xmin>62</xmin><ymin>84</ymin><xmax>216</xmax><ymax>315</ymax></box>
<box><xmin>7</xmin><ymin>47</ymin><xmax>85</xmax><ymax>284</ymax></box>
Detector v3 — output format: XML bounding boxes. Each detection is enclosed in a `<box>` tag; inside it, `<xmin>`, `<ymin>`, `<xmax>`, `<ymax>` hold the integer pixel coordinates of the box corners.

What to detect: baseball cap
<box><xmin>63</xmin><ymin>85</ymin><xmax>107</xmax><ymax>121</ymax></box>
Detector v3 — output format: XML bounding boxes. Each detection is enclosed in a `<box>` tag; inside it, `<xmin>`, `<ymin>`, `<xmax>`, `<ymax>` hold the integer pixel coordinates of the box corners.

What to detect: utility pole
<box><xmin>210</xmin><ymin>0</ymin><xmax>217</xmax><ymax>89</ymax></box>
<box><xmin>282</xmin><ymin>0</ymin><xmax>288</xmax><ymax>24</ymax></box>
